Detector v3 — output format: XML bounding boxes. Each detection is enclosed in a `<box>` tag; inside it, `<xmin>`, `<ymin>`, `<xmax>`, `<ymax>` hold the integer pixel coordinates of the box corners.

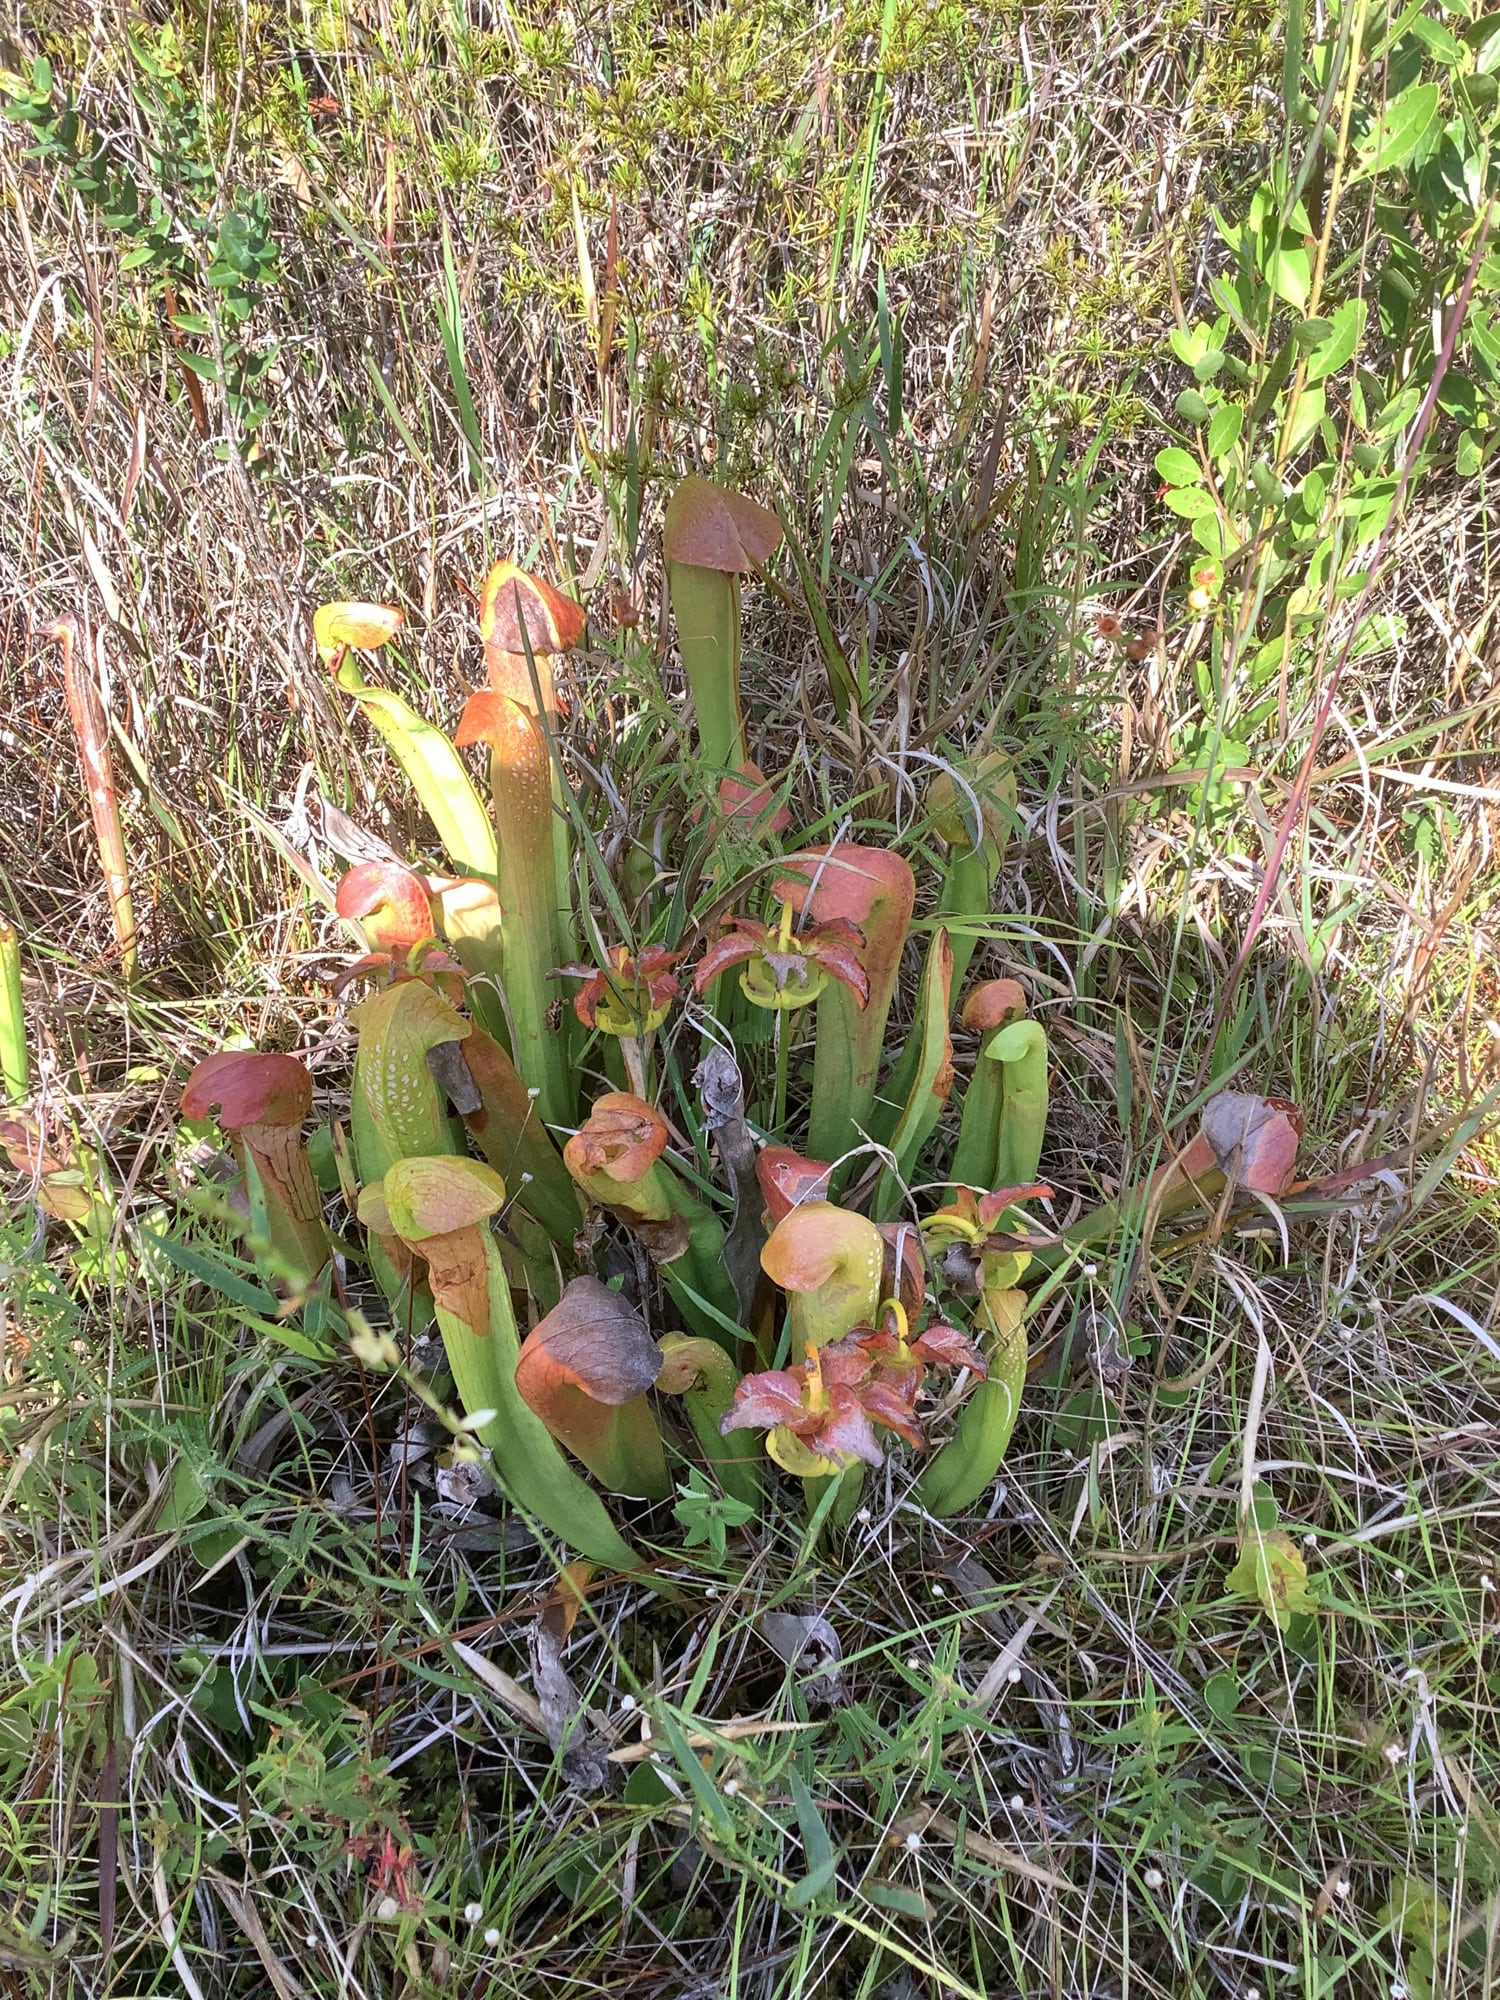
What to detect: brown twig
<box><xmin>40</xmin><ymin>614</ymin><xmax>137</xmax><ymax>978</ymax></box>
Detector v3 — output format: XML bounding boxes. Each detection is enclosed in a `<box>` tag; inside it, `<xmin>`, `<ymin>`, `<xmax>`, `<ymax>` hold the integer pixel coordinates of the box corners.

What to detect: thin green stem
<box><xmin>0</xmin><ymin>920</ymin><xmax>27</xmax><ymax>1101</ymax></box>
<box><xmin>773</xmin><ymin>1012</ymin><xmax>789</xmax><ymax>1140</ymax></box>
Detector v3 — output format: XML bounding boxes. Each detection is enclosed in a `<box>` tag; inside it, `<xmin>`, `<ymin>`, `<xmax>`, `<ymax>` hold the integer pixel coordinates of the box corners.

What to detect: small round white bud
<box><xmin>618</xmin><ymin>1693</ymin><xmax>638</xmax><ymax>1712</ymax></box>
<box><xmin>930</xmin><ymin>1583</ymin><xmax>945</xmax><ymax>1598</ymax></box>
<box><xmin>1144</xmin><ymin>1868</ymin><xmax>1164</xmax><ymax>1889</ymax></box>
<box><xmin>723</xmin><ymin>1777</ymin><xmax>740</xmax><ymax>1796</ymax></box>
<box><xmin>1006</xmin><ymin>1666</ymin><xmax>1023</xmax><ymax>1684</ymax></box>
<box><xmin>1384</xmin><ymin>1742</ymin><xmax>1403</xmax><ymax>1764</ymax></box>
<box><xmin>1082</xmin><ymin>1263</ymin><xmax>1098</xmax><ymax>1278</ymax></box>
<box><xmin>463</xmin><ymin>1903</ymin><xmax>484</xmax><ymax>1926</ymax></box>
<box><xmin>855</xmin><ymin>1507</ymin><xmax>872</xmax><ymax>1523</ymax></box>
<box><xmin>1008</xmin><ymin>1794</ymin><xmax>1024</xmax><ymax>1810</ymax></box>
<box><xmin>1334</xmin><ymin>1878</ymin><xmax>1351</xmax><ymax>1899</ymax></box>
<box><xmin>904</xmin><ymin>1831</ymin><xmax>922</xmax><ymax>1851</ymax></box>
<box><xmin>484</xmin><ymin>1927</ymin><xmax>501</xmax><ymax>1947</ymax></box>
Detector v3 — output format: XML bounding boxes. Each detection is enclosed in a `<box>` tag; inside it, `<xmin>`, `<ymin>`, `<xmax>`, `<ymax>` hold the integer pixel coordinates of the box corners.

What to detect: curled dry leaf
<box><xmin>1199</xmin><ymin>1090</ymin><xmax>1302</xmax><ymax>1195</ymax></box>
<box><xmin>335</xmin><ymin>862</ymin><xmax>436</xmax><ymax>952</ymax></box>
<box><xmin>0</xmin><ymin>1115</ymin><xmax>94</xmax><ymax>1221</ymax></box>
<box><xmin>563</xmin><ymin>1093</ymin><xmax>670</xmax><ymax>1187</ymax></box>
<box><xmin>515</xmin><ymin>1277</ymin><xmax>669</xmax><ymax>1499</ymax></box>
<box><xmin>528</xmin><ymin>1616</ymin><xmax>611</xmax><ymax>1793</ymax></box>
<box><xmin>756</xmin><ymin>1146</ymin><xmax>834</xmax><ymax>1223</ymax></box>
<box><xmin>380</xmin><ymin>1155</ymin><xmax>508</xmax><ymax>1241</ymax></box>
<box><xmin>961</xmin><ymin>980</ymin><xmax>1029</xmax><ymax>1034</ymax></box>
<box><xmin>516</xmin><ymin>1276</ymin><xmax>664</xmax><ymax>1408</ymax></box>
<box><xmin>662</xmin><ymin>475</ymin><xmax>784</xmax><ymax>572</ymax></box>
<box><xmin>694</xmin><ymin>1047</ymin><xmax>764</xmax><ymax>1318</ymax></box>
<box><xmin>479</xmin><ymin>562</ymin><xmax>585</xmax><ymax>657</ymax></box>
<box><xmin>314</xmin><ymin>602</ymin><xmax>402</xmax><ymax>662</ymax></box>
<box><xmin>181</xmin><ymin>1051</ymin><xmax>312</xmax><ymax>1132</ymax></box>
<box><xmin>759</xmin><ymin>1612</ymin><xmax>844</xmax><ymax>1703</ymax></box>
<box><xmin>0</xmin><ymin>1116</ymin><xmax>66</xmax><ymax>1181</ymax></box>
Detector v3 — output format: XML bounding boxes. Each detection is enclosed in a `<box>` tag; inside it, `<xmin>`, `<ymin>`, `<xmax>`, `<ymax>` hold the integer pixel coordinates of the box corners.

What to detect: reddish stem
<box><xmin>43</xmin><ymin>616</ymin><xmax>136</xmax><ymax>978</ymax></box>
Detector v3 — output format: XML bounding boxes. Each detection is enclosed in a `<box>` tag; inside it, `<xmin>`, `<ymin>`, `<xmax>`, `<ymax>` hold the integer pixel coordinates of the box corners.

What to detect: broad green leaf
<box><xmin>784</xmin><ymin>1850</ymin><xmax>843</xmax><ymax>1909</ymax></box>
<box><xmin>1359</xmin><ymin>82</ymin><xmax>1440</xmax><ymax>175</ymax></box>
<box><xmin>1340</xmin><ymin>476</ymin><xmax>1398</xmax><ymax>548</ymax></box>
<box><xmin>864</xmin><ymin>1881</ymin><xmax>933</xmax><ymax>1918</ymax></box>
<box><xmin>1163</xmin><ymin>486</ymin><xmax>1218</xmax><ymax>518</ymax></box>
<box><xmin>1410</xmin><ymin>16</ymin><xmax>1464</xmax><ymax>64</ymax></box>
<box><xmin>1190</xmin><ymin>511</ymin><xmax>1231</xmax><ymax>557</ymax></box>
<box><xmin>1251</xmin><ymin>461</ymin><xmax>1283</xmax><ymax>505</ymax></box>
<box><xmin>1306</xmin><ymin>299</ymin><xmax>1365</xmax><ymax>383</ymax></box>
<box><xmin>1176</xmin><ymin>389</ymin><xmax>1213</xmax><ymax>425</ymax></box>
<box><xmin>1207</xmin><ymin>405</ymin><xmax>1243</xmax><ymax>459</ymax></box>
<box><xmin>1204</xmin><ymin>1669</ymin><xmax>1240</xmax><ymax>1724</ymax></box>
<box><xmin>1155</xmin><ymin>446</ymin><xmax>1201</xmax><ymax>486</ymax></box>
<box><xmin>624</xmin><ymin>1761</ymin><xmax>675</xmax><ymax>1807</ymax></box>
<box><xmin>1266</xmin><ymin>242</ymin><xmax>1310</xmax><ymax>311</ymax></box>
<box><xmin>1226</xmin><ymin>1530</ymin><xmax>1318</xmax><ymax>1631</ymax></box>
<box><xmin>1285</xmin><ymin>382</ymin><xmax>1326</xmax><ymax>456</ymax></box>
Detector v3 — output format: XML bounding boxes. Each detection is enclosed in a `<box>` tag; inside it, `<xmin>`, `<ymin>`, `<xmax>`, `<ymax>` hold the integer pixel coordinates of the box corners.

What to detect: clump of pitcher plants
<box><xmin>177</xmin><ymin>476</ymin><xmax>1309</xmax><ymax>1569</ymax></box>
